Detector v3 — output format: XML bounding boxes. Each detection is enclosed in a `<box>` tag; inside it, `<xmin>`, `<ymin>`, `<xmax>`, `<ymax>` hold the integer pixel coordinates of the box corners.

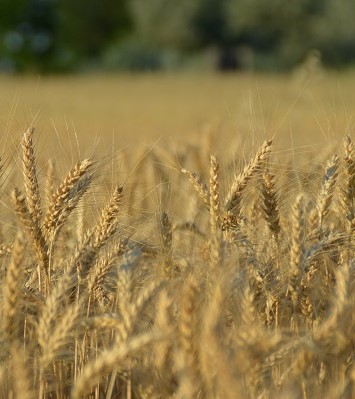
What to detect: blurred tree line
<box><xmin>1</xmin><ymin>0</ymin><xmax>355</xmax><ymax>73</ymax></box>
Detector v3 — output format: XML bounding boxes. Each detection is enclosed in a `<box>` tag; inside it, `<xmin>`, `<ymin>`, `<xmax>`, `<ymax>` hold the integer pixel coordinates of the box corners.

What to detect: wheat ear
<box><xmin>86</xmin><ymin>240</ymin><xmax>128</xmax><ymax>301</ymax></box>
<box><xmin>10</xmin><ymin>343</ymin><xmax>32</xmax><ymax>399</ymax></box>
<box><xmin>154</xmin><ymin>290</ymin><xmax>173</xmax><ymax>370</ymax></box>
<box><xmin>314</xmin><ymin>253</ymin><xmax>350</xmax><ymax>350</ymax></box>
<box><xmin>160</xmin><ymin>211</ymin><xmax>173</xmax><ymax>276</ymax></box>
<box><xmin>52</xmin><ymin>174</ymin><xmax>92</xmax><ymax>248</ymax></box>
<box><xmin>179</xmin><ymin>276</ymin><xmax>202</xmax><ymax>397</ymax></box>
<box><xmin>37</xmin><ymin>271</ymin><xmax>74</xmax><ymax>363</ymax></box>
<box><xmin>209</xmin><ymin>155</ymin><xmax>222</xmax><ymax>269</ymax></box>
<box><xmin>22</xmin><ymin>127</ymin><xmax>42</xmax><ymax>224</ymax></box>
<box><xmin>92</xmin><ymin>185</ymin><xmax>123</xmax><ymax>248</ymax></box>
<box><xmin>12</xmin><ymin>188</ymin><xmax>49</xmax><ymax>274</ymax></box>
<box><xmin>39</xmin><ymin>300</ymin><xmax>81</xmax><ymax>370</ymax></box>
<box><xmin>261</xmin><ymin>167</ymin><xmax>281</xmax><ymax>237</ymax></box>
<box><xmin>43</xmin><ymin>159</ymin><xmax>92</xmax><ymax>238</ymax></box>
<box><xmin>288</xmin><ymin>194</ymin><xmax>305</xmax><ymax>308</ymax></box>
<box><xmin>2</xmin><ymin>235</ymin><xmax>25</xmax><ymax>341</ymax></box>
<box><xmin>342</xmin><ymin>136</ymin><xmax>355</xmax><ymax>230</ymax></box>
<box><xmin>225</xmin><ymin>139</ymin><xmax>272</xmax><ymax>214</ymax></box>
<box><xmin>76</xmin><ymin>185</ymin><xmax>123</xmax><ymax>282</ymax></box>
<box><xmin>181</xmin><ymin>167</ymin><xmax>210</xmax><ymax>210</ymax></box>
<box><xmin>317</xmin><ymin>154</ymin><xmax>340</xmax><ymax>226</ymax></box>
<box><xmin>117</xmin><ymin>277</ymin><xmax>160</xmax><ymax>344</ymax></box>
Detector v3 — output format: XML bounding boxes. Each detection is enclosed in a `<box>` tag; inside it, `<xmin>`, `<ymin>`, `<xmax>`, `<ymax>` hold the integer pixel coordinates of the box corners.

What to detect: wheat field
<box><xmin>0</xmin><ymin>74</ymin><xmax>354</xmax><ymax>398</ymax></box>
<box><xmin>1</xmin><ymin>71</ymin><xmax>355</xmax><ymax>148</ymax></box>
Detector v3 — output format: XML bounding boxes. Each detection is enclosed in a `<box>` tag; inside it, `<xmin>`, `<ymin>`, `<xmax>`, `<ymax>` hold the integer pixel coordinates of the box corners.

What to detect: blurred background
<box><xmin>1</xmin><ymin>0</ymin><xmax>355</xmax><ymax>74</ymax></box>
<box><xmin>1</xmin><ymin>0</ymin><xmax>355</xmax><ymax>156</ymax></box>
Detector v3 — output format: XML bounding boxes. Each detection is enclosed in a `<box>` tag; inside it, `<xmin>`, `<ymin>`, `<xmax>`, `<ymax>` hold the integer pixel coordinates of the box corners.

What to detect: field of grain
<box><xmin>0</xmin><ymin>73</ymin><xmax>354</xmax><ymax>398</ymax></box>
<box><xmin>1</xmin><ymin>71</ymin><xmax>355</xmax><ymax>148</ymax></box>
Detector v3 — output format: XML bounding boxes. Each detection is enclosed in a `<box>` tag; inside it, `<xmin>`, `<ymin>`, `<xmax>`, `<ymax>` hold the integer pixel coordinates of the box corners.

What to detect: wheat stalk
<box><xmin>1</xmin><ymin>127</ymin><xmax>355</xmax><ymax>398</ymax></box>
<box><xmin>45</xmin><ymin>159</ymin><xmax>55</xmax><ymax>206</ymax></box>
<box><xmin>72</xmin><ymin>331</ymin><xmax>162</xmax><ymax>399</ymax></box>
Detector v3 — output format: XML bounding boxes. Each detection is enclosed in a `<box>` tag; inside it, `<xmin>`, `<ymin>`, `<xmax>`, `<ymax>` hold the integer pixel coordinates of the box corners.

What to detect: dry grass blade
<box><xmin>225</xmin><ymin>139</ymin><xmax>272</xmax><ymax>214</ymax></box>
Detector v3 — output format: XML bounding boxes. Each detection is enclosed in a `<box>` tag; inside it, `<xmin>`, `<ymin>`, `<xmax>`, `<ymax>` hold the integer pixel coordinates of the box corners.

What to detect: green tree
<box><xmin>128</xmin><ymin>0</ymin><xmax>198</xmax><ymax>50</ymax></box>
<box><xmin>0</xmin><ymin>0</ymin><xmax>57</xmax><ymax>72</ymax></box>
<box><xmin>58</xmin><ymin>0</ymin><xmax>131</xmax><ymax>58</ymax></box>
<box><xmin>128</xmin><ymin>0</ymin><xmax>238</xmax><ymax>69</ymax></box>
<box><xmin>311</xmin><ymin>0</ymin><xmax>355</xmax><ymax>66</ymax></box>
<box><xmin>226</xmin><ymin>0</ymin><xmax>355</xmax><ymax>69</ymax></box>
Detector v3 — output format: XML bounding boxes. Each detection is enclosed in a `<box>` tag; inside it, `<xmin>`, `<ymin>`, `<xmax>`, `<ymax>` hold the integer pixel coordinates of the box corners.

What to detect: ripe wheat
<box><xmin>0</xmin><ymin>128</ymin><xmax>353</xmax><ymax>398</ymax></box>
